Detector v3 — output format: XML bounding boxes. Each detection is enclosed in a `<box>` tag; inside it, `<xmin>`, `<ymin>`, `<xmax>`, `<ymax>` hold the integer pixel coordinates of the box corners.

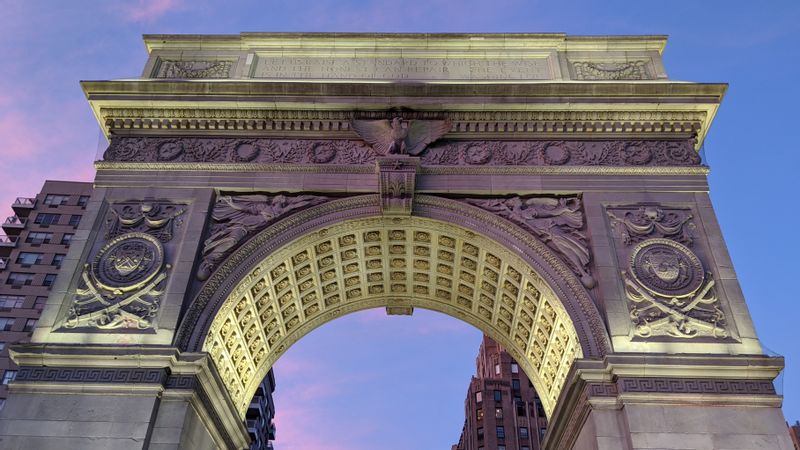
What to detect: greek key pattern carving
<box><xmin>203</xmin><ymin>216</ymin><xmax>582</xmax><ymax>417</ymax></box>
<box><xmin>155</xmin><ymin>60</ymin><xmax>233</xmax><ymax>79</ymax></box>
<box><xmin>571</xmin><ymin>61</ymin><xmax>652</xmax><ymax>80</ymax></box>
<box><xmin>164</xmin><ymin>374</ymin><xmax>199</xmax><ymax>390</ymax></box>
<box><xmin>607</xmin><ymin>204</ymin><xmax>727</xmax><ymax>340</ymax></box>
<box><xmin>461</xmin><ymin>196</ymin><xmax>594</xmax><ymax>288</ymax></box>
<box><xmin>16</xmin><ymin>367</ymin><xmax>167</xmax><ymax>384</ymax></box>
<box><xmin>63</xmin><ymin>201</ymin><xmax>186</xmax><ymax>330</ymax></box>
<box><xmin>197</xmin><ymin>194</ymin><xmax>330</xmax><ymax>280</ymax></box>
<box><xmin>102</xmin><ymin>137</ymin><xmax>701</xmax><ymax>167</ymax></box>
<box><xmin>617</xmin><ymin>377</ymin><xmax>776</xmax><ymax>395</ymax></box>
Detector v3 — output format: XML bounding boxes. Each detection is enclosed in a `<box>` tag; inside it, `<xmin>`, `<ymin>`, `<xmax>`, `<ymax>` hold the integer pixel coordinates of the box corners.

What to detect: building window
<box><xmin>34</xmin><ymin>213</ymin><xmax>61</xmax><ymax>226</ymax></box>
<box><xmin>511</xmin><ymin>363</ymin><xmax>519</xmax><ymax>374</ymax></box>
<box><xmin>520</xmin><ymin>427</ymin><xmax>529</xmax><ymax>439</ymax></box>
<box><xmin>477</xmin><ymin>427</ymin><xmax>484</xmax><ymax>440</ymax></box>
<box><xmin>6</xmin><ymin>272</ymin><xmax>34</xmax><ymax>286</ymax></box>
<box><xmin>512</xmin><ymin>379</ymin><xmax>520</xmax><ymax>392</ymax></box>
<box><xmin>1</xmin><ymin>370</ymin><xmax>17</xmax><ymax>385</ymax></box>
<box><xmin>495</xmin><ymin>363</ymin><xmax>501</xmax><ymax>375</ymax></box>
<box><xmin>16</xmin><ymin>252</ymin><xmax>43</xmax><ymax>265</ymax></box>
<box><xmin>68</xmin><ymin>215</ymin><xmax>81</xmax><ymax>227</ymax></box>
<box><xmin>522</xmin><ymin>447</ymin><xmax>530</xmax><ymax>450</ymax></box>
<box><xmin>61</xmin><ymin>233</ymin><xmax>74</xmax><ymax>245</ymax></box>
<box><xmin>25</xmin><ymin>232</ymin><xmax>53</xmax><ymax>245</ymax></box>
<box><xmin>516</xmin><ymin>401</ymin><xmax>526</xmax><ymax>417</ymax></box>
<box><xmin>496</xmin><ymin>426</ymin><xmax>505</xmax><ymax>439</ymax></box>
<box><xmin>539</xmin><ymin>427</ymin><xmax>547</xmax><ymax>440</ymax></box>
<box><xmin>476</xmin><ymin>408</ymin><xmax>483</xmax><ymax>421</ymax></box>
<box><xmin>0</xmin><ymin>318</ymin><xmax>14</xmax><ymax>331</ymax></box>
<box><xmin>494</xmin><ymin>390</ymin><xmax>502</xmax><ymax>402</ymax></box>
<box><xmin>534</xmin><ymin>399</ymin><xmax>545</xmax><ymax>417</ymax></box>
<box><xmin>0</xmin><ymin>296</ymin><xmax>24</xmax><ymax>308</ymax></box>
<box><xmin>43</xmin><ymin>274</ymin><xmax>57</xmax><ymax>287</ymax></box>
<box><xmin>52</xmin><ymin>254</ymin><xmax>66</xmax><ymax>267</ymax></box>
<box><xmin>0</xmin><ymin>342</ymin><xmax>5</xmax><ymax>352</ymax></box>
<box><xmin>43</xmin><ymin>194</ymin><xmax>69</xmax><ymax>206</ymax></box>
<box><xmin>23</xmin><ymin>319</ymin><xmax>37</xmax><ymax>332</ymax></box>
<box><xmin>77</xmin><ymin>195</ymin><xmax>90</xmax><ymax>207</ymax></box>
<box><xmin>495</xmin><ymin>407</ymin><xmax>503</xmax><ymax>419</ymax></box>
<box><xmin>498</xmin><ymin>446</ymin><xmax>506</xmax><ymax>450</ymax></box>
<box><xmin>34</xmin><ymin>297</ymin><xmax>47</xmax><ymax>310</ymax></box>
<box><xmin>475</xmin><ymin>391</ymin><xmax>482</xmax><ymax>403</ymax></box>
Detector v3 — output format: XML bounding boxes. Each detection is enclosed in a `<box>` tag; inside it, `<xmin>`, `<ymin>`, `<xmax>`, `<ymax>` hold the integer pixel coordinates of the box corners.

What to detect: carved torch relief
<box><xmin>62</xmin><ymin>202</ymin><xmax>186</xmax><ymax>331</ymax></box>
<box><xmin>606</xmin><ymin>205</ymin><xmax>729</xmax><ymax>339</ymax></box>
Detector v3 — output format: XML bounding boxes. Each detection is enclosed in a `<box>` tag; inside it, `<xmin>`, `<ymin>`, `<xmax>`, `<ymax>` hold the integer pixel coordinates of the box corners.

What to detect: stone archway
<box><xmin>177</xmin><ymin>195</ymin><xmax>611</xmax><ymax>419</ymax></box>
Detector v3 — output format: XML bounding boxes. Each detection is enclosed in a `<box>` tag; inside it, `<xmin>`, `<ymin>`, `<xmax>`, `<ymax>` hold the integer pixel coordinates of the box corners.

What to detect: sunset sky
<box><xmin>1</xmin><ymin>1</ymin><xmax>799</xmax><ymax>448</ymax></box>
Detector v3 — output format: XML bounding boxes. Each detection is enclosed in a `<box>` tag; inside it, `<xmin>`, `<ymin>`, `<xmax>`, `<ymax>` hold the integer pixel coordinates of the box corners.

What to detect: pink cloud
<box><xmin>118</xmin><ymin>0</ymin><xmax>183</xmax><ymax>23</ymax></box>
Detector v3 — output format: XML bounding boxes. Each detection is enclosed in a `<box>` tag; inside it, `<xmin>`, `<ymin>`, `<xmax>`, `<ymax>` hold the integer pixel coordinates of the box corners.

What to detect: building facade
<box><xmin>0</xmin><ymin>180</ymin><xmax>93</xmax><ymax>408</ymax></box>
<box><xmin>246</xmin><ymin>369</ymin><xmax>277</xmax><ymax>450</ymax></box>
<box><xmin>453</xmin><ymin>336</ymin><xmax>547</xmax><ymax>450</ymax></box>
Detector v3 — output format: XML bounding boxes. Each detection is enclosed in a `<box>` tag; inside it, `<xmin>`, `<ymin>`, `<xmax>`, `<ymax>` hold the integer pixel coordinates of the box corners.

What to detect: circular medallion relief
<box><xmin>629</xmin><ymin>238</ymin><xmax>703</xmax><ymax>297</ymax></box>
<box><xmin>91</xmin><ymin>232</ymin><xmax>164</xmax><ymax>293</ymax></box>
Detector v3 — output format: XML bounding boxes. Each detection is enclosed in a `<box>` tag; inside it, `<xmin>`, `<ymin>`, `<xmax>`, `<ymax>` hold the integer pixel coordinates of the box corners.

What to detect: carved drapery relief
<box><xmin>607</xmin><ymin>205</ymin><xmax>727</xmax><ymax>339</ymax></box>
<box><xmin>197</xmin><ymin>194</ymin><xmax>330</xmax><ymax>280</ymax></box>
<box><xmin>102</xmin><ymin>137</ymin><xmax>701</xmax><ymax>167</ymax></box>
<box><xmin>571</xmin><ymin>60</ymin><xmax>651</xmax><ymax>80</ymax></box>
<box><xmin>463</xmin><ymin>197</ymin><xmax>594</xmax><ymax>289</ymax></box>
<box><xmin>377</xmin><ymin>157</ymin><xmax>418</xmax><ymax>216</ymax></box>
<box><xmin>155</xmin><ymin>60</ymin><xmax>233</xmax><ymax>78</ymax></box>
<box><xmin>64</xmin><ymin>202</ymin><xmax>186</xmax><ymax>330</ymax></box>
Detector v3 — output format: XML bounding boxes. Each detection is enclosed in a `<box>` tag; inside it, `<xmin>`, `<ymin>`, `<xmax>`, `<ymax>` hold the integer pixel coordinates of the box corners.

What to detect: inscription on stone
<box><xmin>254</xmin><ymin>56</ymin><xmax>552</xmax><ymax>80</ymax></box>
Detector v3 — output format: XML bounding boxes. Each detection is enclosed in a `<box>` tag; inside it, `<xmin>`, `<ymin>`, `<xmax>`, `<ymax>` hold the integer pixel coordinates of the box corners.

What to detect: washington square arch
<box><xmin>0</xmin><ymin>32</ymin><xmax>794</xmax><ymax>449</ymax></box>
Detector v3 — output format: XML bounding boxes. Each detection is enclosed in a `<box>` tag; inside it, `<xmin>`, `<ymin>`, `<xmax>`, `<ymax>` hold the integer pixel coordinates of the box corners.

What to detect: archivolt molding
<box><xmin>202</xmin><ymin>216</ymin><xmax>583</xmax><ymax>418</ymax></box>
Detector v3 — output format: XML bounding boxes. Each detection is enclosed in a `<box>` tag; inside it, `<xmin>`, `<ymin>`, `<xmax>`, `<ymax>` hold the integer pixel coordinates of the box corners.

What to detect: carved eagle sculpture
<box><xmin>350</xmin><ymin>117</ymin><xmax>451</xmax><ymax>156</ymax></box>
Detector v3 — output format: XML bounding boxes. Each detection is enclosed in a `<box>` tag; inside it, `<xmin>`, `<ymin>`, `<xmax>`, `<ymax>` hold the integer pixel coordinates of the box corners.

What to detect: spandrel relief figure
<box><xmin>197</xmin><ymin>194</ymin><xmax>328</xmax><ymax>280</ymax></box>
<box><xmin>465</xmin><ymin>196</ymin><xmax>594</xmax><ymax>288</ymax></box>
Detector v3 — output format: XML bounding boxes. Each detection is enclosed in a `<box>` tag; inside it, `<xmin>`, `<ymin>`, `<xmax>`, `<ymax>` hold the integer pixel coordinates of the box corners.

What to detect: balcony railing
<box><xmin>2</xmin><ymin>216</ymin><xmax>25</xmax><ymax>228</ymax></box>
<box><xmin>12</xmin><ymin>197</ymin><xmax>35</xmax><ymax>208</ymax></box>
<box><xmin>0</xmin><ymin>235</ymin><xmax>18</xmax><ymax>247</ymax></box>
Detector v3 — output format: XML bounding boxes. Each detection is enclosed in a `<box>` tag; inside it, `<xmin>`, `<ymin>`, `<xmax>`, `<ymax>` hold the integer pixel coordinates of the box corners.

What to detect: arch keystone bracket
<box><xmin>377</xmin><ymin>156</ymin><xmax>419</xmax><ymax>216</ymax></box>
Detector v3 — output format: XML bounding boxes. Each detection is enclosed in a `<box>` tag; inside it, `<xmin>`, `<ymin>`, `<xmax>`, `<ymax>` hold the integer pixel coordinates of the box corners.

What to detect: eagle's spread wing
<box><xmin>350</xmin><ymin>120</ymin><xmax>395</xmax><ymax>155</ymax></box>
<box><xmin>405</xmin><ymin>119</ymin><xmax>452</xmax><ymax>156</ymax></box>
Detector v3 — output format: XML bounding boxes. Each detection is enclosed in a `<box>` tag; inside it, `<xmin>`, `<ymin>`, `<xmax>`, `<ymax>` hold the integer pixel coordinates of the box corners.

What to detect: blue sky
<box><xmin>1</xmin><ymin>1</ymin><xmax>799</xmax><ymax>448</ymax></box>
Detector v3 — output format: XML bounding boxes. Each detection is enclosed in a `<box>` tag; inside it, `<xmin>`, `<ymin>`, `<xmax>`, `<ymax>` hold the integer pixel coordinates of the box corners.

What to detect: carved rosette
<box><xmin>607</xmin><ymin>205</ymin><xmax>727</xmax><ymax>339</ymax></box>
<box><xmin>101</xmin><ymin>137</ymin><xmax>701</xmax><ymax>168</ymax></box>
<box><xmin>63</xmin><ymin>201</ymin><xmax>186</xmax><ymax>331</ymax></box>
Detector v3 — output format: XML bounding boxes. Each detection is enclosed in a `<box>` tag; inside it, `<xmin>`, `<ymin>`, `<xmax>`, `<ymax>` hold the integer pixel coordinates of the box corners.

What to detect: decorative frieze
<box><xmin>571</xmin><ymin>60</ymin><xmax>652</xmax><ymax>80</ymax></box>
<box><xmin>155</xmin><ymin>60</ymin><xmax>233</xmax><ymax>78</ymax></box>
<box><xmin>197</xmin><ymin>194</ymin><xmax>330</xmax><ymax>280</ymax></box>
<box><xmin>102</xmin><ymin>137</ymin><xmax>701</xmax><ymax>167</ymax></box>
<box><xmin>607</xmin><ymin>205</ymin><xmax>727</xmax><ymax>339</ymax></box>
<box><xmin>462</xmin><ymin>196</ymin><xmax>595</xmax><ymax>288</ymax></box>
<box><xmin>16</xmin><ymin>366</ymin><xmax>168</xmax><ymax>384</ymax></box>
<box><xmin>377</xmin><ymin>157</ymin><xmax>418</xmax><ymax>216</ymax></box>
<box><xmin>63</xmin><ymin>201</ymin><xmax>186</xmax><ymax>330</ymax></box>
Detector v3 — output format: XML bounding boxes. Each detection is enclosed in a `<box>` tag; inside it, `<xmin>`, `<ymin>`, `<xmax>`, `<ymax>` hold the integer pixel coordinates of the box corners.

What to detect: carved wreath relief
<box><xmin>607</xmin><ymin>206</ymin><xmax>727</xmax><ymax>339</ymax></box>
<box><xmin>64</xmin><ymin>202</ymin><xmax>185</xmax><ymax>330</ymax></box>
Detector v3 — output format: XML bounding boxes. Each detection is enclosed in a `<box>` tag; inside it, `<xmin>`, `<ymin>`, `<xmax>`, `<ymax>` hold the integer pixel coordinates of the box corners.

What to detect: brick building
<box><xmin>0</xmin><ymin>180</ymin><xmax>93</xmax><ymax>407</ymax></box>
<box><xmin>452</xmin><ymin>335</ymin><xmax>548</xmax><ymax>450</ymax></box>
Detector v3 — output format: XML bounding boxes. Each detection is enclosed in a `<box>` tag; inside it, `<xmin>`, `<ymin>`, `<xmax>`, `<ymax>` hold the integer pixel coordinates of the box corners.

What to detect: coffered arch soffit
<box><xmin>177</xmin><ymin>195</ymin><xmax>610</xmax><ymax>418</ymax></box>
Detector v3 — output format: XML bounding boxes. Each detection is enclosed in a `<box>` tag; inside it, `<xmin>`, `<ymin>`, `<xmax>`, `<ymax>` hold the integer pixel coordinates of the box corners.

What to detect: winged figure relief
<box><xmin>351</xmin><ymin>117</ymin><xmax>452</xmax><ymax>156</ymax></box>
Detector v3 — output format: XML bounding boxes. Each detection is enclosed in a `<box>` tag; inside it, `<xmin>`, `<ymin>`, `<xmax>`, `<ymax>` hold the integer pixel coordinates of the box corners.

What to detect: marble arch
<box><xmin>1</xmin><ymin>33</ymin><xmax>792</xmax><ymax>450</ymax></box>
<box><xmin>177</xmin><ymin>195</ymin><xmax>610</xmax><ymax>418</ymax></box>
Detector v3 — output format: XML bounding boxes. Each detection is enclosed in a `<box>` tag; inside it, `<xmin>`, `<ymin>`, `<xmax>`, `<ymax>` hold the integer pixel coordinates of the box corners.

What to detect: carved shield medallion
<box><xmin>92</xmin><ymin>232</ymin><xmax>164</xmax><ymax>293</ymax></box>
<box><xmin>629</xmin><ymin>238</ymin><xmax>703</xmax><ymax>297</ymax></box>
